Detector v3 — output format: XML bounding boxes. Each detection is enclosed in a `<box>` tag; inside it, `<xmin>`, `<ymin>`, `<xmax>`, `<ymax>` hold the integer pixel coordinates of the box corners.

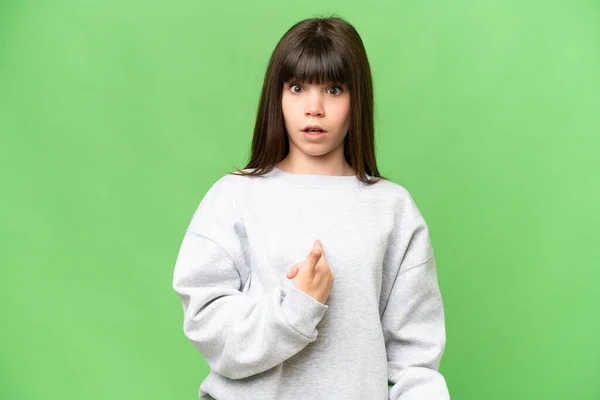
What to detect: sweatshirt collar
<box><xmin>265</xmin><ymin>166</ymin><xmax>367</xmax><ymax>188</ymax></box>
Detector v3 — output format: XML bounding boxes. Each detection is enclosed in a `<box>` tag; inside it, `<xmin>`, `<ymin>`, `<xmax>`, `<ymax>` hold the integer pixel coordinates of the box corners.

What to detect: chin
<box><xmin>302</xmin><ymin>148</ymin><xmax>333</xmax><ymax>157</ymax></box>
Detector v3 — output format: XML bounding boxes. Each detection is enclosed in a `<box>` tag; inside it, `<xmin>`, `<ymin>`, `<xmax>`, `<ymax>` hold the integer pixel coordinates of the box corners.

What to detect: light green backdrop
<box><xmin>1</xmin><ymin>0</ymin><xmax>599</xmax><ymax>399</ymax></box>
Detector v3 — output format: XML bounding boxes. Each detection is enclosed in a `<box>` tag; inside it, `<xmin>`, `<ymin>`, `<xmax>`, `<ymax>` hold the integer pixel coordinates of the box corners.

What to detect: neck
<box><xmin>276</xmin><ymin>154</ymin><xmax>354</xmax><ymax>177</ymax></box>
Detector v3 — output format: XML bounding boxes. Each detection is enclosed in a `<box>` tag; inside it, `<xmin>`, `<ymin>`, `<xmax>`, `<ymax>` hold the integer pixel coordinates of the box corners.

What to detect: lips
<box><xmin>303</xmin><ymin>124</ymin><xmax>326</xmax><ymax>133</ymax></box>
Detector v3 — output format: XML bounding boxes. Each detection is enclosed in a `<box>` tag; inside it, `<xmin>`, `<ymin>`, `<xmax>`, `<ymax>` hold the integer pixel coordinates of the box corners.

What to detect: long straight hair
<box><xmin>229</xmin><ymin>16</ymin><xmax>386</xmax><ymax>184</ymax></box>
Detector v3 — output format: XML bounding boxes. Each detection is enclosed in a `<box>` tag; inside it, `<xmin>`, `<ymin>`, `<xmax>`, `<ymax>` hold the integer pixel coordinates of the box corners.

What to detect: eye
<box><xmin>328</xmin><ymin>85</ymin><xmax>343</xmax><ymax>96</ymax></box>
<box><xmin>287</xmin><ymin>82</ymin><xmax>344</xmax><ymax>95</ymax></box>
<box><xmin>289</xmin><ymin>83</ymin><xmax>303</xmax><ymax>94</ymax></box>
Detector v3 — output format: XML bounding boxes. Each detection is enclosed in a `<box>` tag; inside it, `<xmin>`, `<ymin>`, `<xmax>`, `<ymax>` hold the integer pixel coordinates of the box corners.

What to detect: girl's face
<box><xmin>281</xmin><ymin>79</ymin><xmax>351</xmax><ymax>160</ymax></box>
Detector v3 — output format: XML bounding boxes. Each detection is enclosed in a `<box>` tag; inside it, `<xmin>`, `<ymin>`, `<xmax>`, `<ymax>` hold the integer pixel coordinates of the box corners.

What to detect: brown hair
<box><xmin>229</xmin><ymin>15</ymin><xmax>386</xmax><ymax>184</ymax></box>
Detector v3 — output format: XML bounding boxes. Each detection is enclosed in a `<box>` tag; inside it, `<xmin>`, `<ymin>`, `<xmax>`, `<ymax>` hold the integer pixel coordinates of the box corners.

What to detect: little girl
<box><xmin>173</xmin><ymin>16</ymin><xmax>450</xmax><ymax>400</ymax></box>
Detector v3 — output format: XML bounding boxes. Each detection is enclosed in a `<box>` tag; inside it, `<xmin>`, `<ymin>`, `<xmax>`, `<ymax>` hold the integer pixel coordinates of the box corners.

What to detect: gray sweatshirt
<box><xmin>172</xmin><ymin>167</ymin><xmax>450</xmax><ymax>399</ymax></box>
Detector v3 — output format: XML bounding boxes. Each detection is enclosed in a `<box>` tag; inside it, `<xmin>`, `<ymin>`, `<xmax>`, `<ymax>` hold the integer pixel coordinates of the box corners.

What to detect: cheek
<box><xmin>332</xmin><ymin>100</ymin><xmax>351</xmax><ymax>123</ymax></box>
<box><xmin>281</xmin><ymin>100</ymin><xmax>291</xmax><ymax>122</ymax></box>
<box><xmin>281</xmin><ymin>94</ymin><xmax>296</xmax><ymax>117</ymax></box>
<box><xmin>281</xmin><ymin>100</ymin><xmax>297</xmax><ymax>133</ymax></box>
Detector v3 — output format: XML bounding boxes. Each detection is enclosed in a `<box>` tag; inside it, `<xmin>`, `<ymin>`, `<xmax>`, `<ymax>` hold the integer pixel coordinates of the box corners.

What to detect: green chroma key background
<box><xmin>1</xmin><ymin>0</ymin><xmax>598</xmax><ymax>399</ymax></box>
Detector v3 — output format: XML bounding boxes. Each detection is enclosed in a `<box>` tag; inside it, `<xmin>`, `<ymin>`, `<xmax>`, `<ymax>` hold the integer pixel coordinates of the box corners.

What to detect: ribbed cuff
<box><xmin>280</xmin><ymin>282</ymin><xmax>329</xmax><ymax>339</ymax></box>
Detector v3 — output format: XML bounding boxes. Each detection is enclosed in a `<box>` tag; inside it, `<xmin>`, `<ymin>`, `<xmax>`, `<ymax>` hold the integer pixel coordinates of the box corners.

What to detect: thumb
<box><xmin>286</xmin><ymin>265</ymin><xmax>298</xmax><ymax>279</ymax></box>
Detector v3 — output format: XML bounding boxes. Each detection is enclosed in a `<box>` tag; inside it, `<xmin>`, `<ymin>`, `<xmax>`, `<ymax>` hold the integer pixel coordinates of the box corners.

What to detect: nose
<box><xmin>304</xmin><ymin>92</ymin><xmax>324</xmax><ymax>117</ymax></box>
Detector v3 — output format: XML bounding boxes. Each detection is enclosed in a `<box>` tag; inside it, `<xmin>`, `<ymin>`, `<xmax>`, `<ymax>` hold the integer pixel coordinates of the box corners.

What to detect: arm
<box><xmin>383</xmin><ymin>196</ymin><xmax>450</xmax><ymax>399</ymax></box>
<box><xmin>172</xmin><ymin>178</ymin><xmax>329</xmax><ymax>380</ymax></box>
<box><xmin>383</xmin><ymin>254</ymin><xmax>450</xmax><ymax>399</ymax></box>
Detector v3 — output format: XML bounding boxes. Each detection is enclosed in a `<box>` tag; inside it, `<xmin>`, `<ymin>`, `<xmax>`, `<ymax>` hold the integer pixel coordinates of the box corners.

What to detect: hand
<box><xmin>286</xmin><ymin>240</ymin><xmax>335</xmax><ymax>305</ymax></box>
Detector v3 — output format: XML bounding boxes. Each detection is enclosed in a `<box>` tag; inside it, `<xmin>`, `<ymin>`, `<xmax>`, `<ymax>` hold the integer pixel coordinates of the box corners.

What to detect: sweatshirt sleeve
<box><xmin>383</xmin><ymin>195</ymin><xmax>450</xmax><ymax>399</ymax></box>
<box><xmin>172</xmin><ymin>177</ymin><xmax>329</xmax><ymax>380</ymax></box>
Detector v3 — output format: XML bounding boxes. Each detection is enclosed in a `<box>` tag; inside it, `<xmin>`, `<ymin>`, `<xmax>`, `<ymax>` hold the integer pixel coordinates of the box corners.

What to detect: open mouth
<box><xmin>302</xmin><ymin>129</ymin><xmax>325</xmax><ymax>133</ymax></box>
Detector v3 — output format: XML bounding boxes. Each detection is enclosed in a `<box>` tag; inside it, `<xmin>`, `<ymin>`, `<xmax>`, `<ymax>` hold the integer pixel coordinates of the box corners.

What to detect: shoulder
<box><xmin>214</xmin><ymin>168</ymin><xmax>260</xmax><ymax>194</ymax></box>
<box><xmin>370</xmin><ymin>177</ymin><xmax>420</xmax><ymax>209</ymax></box>
<box><xmin>196</xmin><ymin>168</ymin><xmax>266</xmax><ymax>208</ymax></box>
<box><xmin>372</xmin><ymin>178</ymin><xmax>431</xmax><ymax>239</ymax></box>
<box><xmin>379</xmin><ymin>180</ymin><xmax>435</xmax><ymax>266</ymax></box>
<box><xmin>192</xmin><ymin>170</ymin><xmax>251</xmax><ymax>214</ymax></box>
<box><xmin>205</xmin><ymin>168</ymin><xmax>255</xmax><ymax>190</ymax></box>
<box><xmin>187</xmin><ymin>171</ymin><xmax>253</xmax><ymax>235</ymax></box>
